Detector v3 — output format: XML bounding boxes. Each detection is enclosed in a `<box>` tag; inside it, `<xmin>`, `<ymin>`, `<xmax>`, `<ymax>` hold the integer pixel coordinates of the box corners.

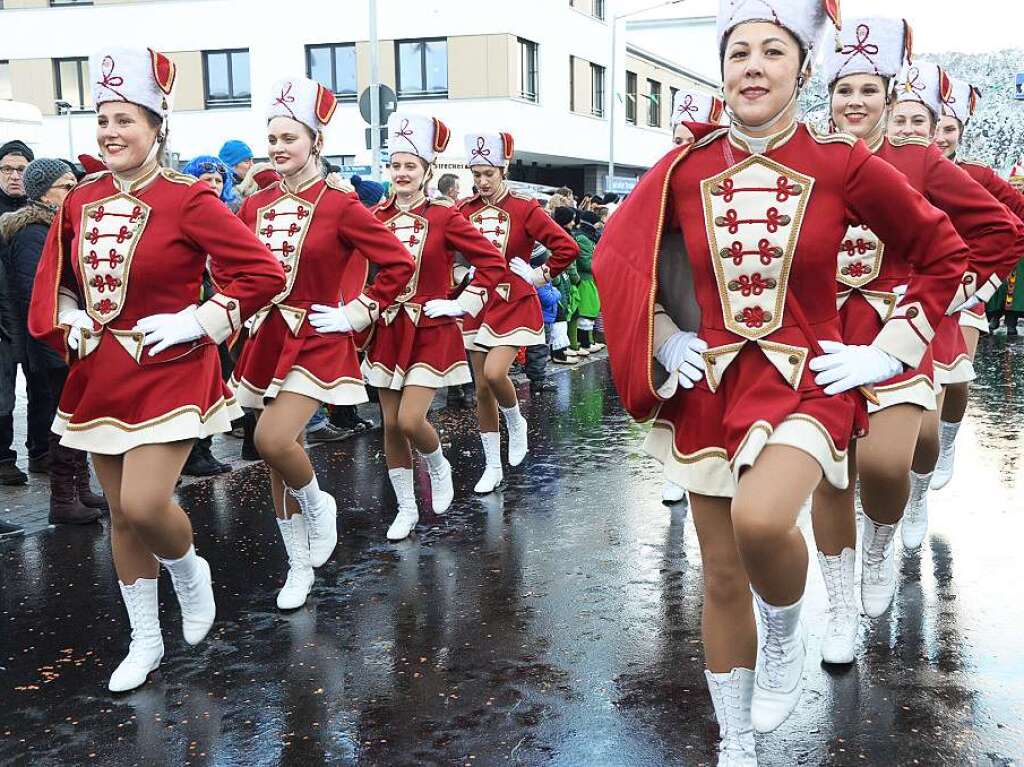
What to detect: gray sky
<box><xmin>618</xmin><ymin>0</ymin><xmax>1022</xmax><ymax>54</ymax></box>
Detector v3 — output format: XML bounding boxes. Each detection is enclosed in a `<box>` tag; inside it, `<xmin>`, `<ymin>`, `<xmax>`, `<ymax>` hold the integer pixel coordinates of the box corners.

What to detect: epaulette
<box><xmin>429</xmin><ymin>196</ymin><xmax>454</xmax><ymax>207</ymax></box>
<box><xmin>324</xmin><ymin>173</ymin><xmax>355</xmax><ymax>193</ymax></box>
<box><xmin>958</xmin><ymin>160</ymin><xmax>989</xmax><ymax>170</ymax></box>
<box><xmin>889</xmin><ymin>135</ymin><xmax>930</xmax><ymax>148</ymax></box>
<box><xmin>807</xmin><ymin>123</ymin><xmax>856</xmax><ymax>146</ymax></box>
<box><xmin>508</xmin><ymin>189</ymin><xmax>534</xmax><ymax>201</ymax></box>
<box><xmin>456</xmin><ymin>193</ymin><xmax>480</xmax><ymax>209</ymax></box>
<box><xmin>160</xmin><ymin>167</ymin><xmax>197</xmax><ymax>185</ymax></box>
<box><xmin>692</xmin><ymin>127</ymin><xmax>730</xmax><ymax>151</ymax></box>
<box><xmin>77</xmin><ymin>170</ymin><xmax>111</xmax><ymax>189</ymax></box>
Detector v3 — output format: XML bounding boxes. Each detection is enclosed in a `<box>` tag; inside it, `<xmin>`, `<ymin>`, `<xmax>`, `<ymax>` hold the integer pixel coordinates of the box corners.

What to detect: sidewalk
<box><xmin>0</xmin><ymin>354</ymin><xmax>604</xmax><ymax>535</ymax></box>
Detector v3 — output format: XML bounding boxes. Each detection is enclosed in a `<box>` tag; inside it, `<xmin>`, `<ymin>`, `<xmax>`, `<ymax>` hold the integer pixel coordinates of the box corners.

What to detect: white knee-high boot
<box><xmin>705</xmin><ymin>667</ymin><xmax>757</xmax><ymax>766</ymax></box>
<box><xmin>420</xmin><ymin>445</ymin><xmax>454</xmax><ymax>514</ymax></box>
<box><xmin>500</xmin><ymin>403</ymin><xmax>529</xmax><ymax>467</ymax></box>
<box><xmin>276</xmin><ymin>513</ymin><xmax>314</xmax><ymax>609</ymax></box>
<box><xmin>474</xmin><ymin>432</ymin><xmax>504</xmax><ymax>494</ymax></box>
<box><xmin>156</xmin><ymin>544</ymin><xmax>215</xmax><ymax>646</ymax></box>
<box><xmin>287</xmin><ymin>475</ymin><xmax>338</xmax><ymax>567</ymax></box>
<box><xmin>108</xmin><ymin>578</ymin><xmax>164</xmax><ymax>693</ymax></box>
<box><xmin>751</xmin><ymin>589</ymin><xmax>805</xmax><ymax>733</ymax></box>
<box><xmin>816</xmin><ymin>548</ymin><xmax>858</xmax><ymax>664</ymax></box>
<box><xmin>387</xmin><ymin>467</ymin><xmax>419</xmax><ymax>541</ymax></box>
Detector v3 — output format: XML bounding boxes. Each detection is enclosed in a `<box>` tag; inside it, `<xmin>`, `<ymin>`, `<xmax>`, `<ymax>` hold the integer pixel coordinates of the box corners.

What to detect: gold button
<box><xmin>227</xmin><ymin>301</ymin><xmax>237</xmax><ymax>310</ymax></box>
<box><xmin>906</xmin><ymin>307</ymin><xmax>919</xmax><ymax>319</ymax></box>
<box><xmin>963</xmin><ymin>275</ymin><xmax>974</xmax><ymax>284</ymax></box>
<box><xmin>788</xmin><ymin>355</ymin><xmax>800</xmax><ymax>365</ymax></box>
<box><xmin>81</xmin><ymin>330</ymin><xmax>91</xmax><ymax>339</ymax></box>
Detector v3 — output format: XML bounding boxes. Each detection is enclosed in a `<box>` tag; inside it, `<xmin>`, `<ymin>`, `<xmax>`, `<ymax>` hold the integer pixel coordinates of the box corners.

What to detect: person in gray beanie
<box><xmin>0</xmin><ymin>158</ymin><xmax>104</xmax><ymax>524</ymax></box>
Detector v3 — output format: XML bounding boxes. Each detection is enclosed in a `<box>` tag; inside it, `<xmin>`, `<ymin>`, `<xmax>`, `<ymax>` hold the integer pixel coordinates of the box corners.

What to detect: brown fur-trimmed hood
<box><xmin>0</xmin><ymin>201</ymin><xmax>56</xmax><ymax>243</ymax></box>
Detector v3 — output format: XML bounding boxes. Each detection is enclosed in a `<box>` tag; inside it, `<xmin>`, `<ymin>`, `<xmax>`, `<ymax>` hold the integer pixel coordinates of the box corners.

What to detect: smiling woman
<box><xmin>594</xmin><ymin>2</ymin><xmax>981</xmax><ymax>760</ymax></box>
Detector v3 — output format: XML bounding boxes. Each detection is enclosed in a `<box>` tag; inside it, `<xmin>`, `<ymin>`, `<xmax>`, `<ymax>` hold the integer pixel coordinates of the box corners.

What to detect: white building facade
<box><xmin>0</xmin><ymin>0</ymin><xmax>718</xmax><ymax>193</ymax></box>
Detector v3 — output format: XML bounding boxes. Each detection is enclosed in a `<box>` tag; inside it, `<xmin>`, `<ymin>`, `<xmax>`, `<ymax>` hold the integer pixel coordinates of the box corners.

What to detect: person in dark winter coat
<box><xmin>0</xmin><ymin>139</ymin><xmax>34</xmax><ymax>491</ymax></box>
<box><xmin>0</xmin><ymin>158</ymin><xmax>105</xmax><ymax>524</ymax></box>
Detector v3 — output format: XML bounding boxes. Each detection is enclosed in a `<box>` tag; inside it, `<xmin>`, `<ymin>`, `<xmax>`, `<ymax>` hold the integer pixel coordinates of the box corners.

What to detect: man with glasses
<box><xmin>0</xmin><ymin>140</ymin><xmax>34</xmax><ymax>538</ymax></box>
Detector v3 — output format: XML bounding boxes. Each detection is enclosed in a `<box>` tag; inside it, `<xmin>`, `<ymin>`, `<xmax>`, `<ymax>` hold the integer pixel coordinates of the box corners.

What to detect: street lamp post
<box><xmin>369</xmin><ymin>0</ymin><xmax>382</xmax><ymax>181</ymax></box>
<box><xmin>607</xmin><ymin>0</ymin><xmax>688</xmax><ymax>190</ymax></box>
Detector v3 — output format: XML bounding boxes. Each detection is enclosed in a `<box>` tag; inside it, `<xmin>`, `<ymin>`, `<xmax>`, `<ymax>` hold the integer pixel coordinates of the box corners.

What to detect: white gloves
<box><xmin>59</xmin><ymin>308</ymin><xmax>94</xmax><ymax>352</ymax></box>
<box><xmin>423</xmin><ymin>299</ymin><xmax>467</xmax><ymax>319</ymax></box>
<box><xmin>655</xmin><ymin>330</ymin><xmax>708</xmax><ymax>390</ymax></box>
<box><xmin>509</xmin><ymin>257</ymin><xmax>544</xmax><ymax>287</ymax></box>
<box><xmin>134</xmin><ymin>306</ymin><xmax>206</xmax><ymax>357</ymax></box>
<box><xmin>309</xmin><ymin>303</ymin><xmax>353</xmax><ymax>334</ymax></box>
<box><xmin>809</xmin><ymin>340</ymin><xmax>903</xmax><ymax>395</ymax></box>
<box><xmin>951</xmin><ymin>294</ymin><xmax>981</xmax><ymax>314</ymax></box>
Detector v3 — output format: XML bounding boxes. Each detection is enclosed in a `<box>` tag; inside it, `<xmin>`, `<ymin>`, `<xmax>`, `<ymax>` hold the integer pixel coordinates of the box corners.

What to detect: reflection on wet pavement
<box><xmin>1</xmin><ymin>349</ymin><xmax>1022</xmax><ymax>765</ymax></box>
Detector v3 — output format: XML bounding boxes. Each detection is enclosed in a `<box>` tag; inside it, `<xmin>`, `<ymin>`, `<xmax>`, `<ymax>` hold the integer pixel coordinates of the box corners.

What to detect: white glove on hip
<box><xmin>58</xmin><ymin>308</ymin><xmax>94</xmax><ymax>353</ymax></box>
<box><xmin>655</xmin><ymin>330</ymin><xmax>708</xmax><ymax>390</ymax></box>
<box><xmin>509</xmin><ymin>257</ymin><xmax>544</xmax><ymax>287</ymax></box>
<box><xmin>309</xmin><ymin>303</ymin><xmax>353</xmax><ymax>334</ymax></box>
<box><xmin>809</xmin><ymin>340</ymin><xmax>903</xmax><ymax>396</ymax></box>
<box><xmin>423</xmin><ymin>299</ymin><xmax>467</xmax><ymax>319</ymax></box>
<box><xmin>134</xmin><ymin>306</ymin><xmax>206</xmax><ymax>357</ymax></box>
<box><xmin>951</xmin><ymin>294</ymin><xmax>981</xmax><ymax>314</ymax></box>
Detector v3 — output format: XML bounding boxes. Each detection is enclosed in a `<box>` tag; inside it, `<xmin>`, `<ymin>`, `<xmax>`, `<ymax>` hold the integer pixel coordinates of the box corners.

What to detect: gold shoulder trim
<box><xmin>429</xmin><ymin>196</ymin><xmax>454</xmax><ymax>207</ymax></box>
<box><xmin>508</xmin><ymin>189</ymin><xmax>534</xmax><ymax>201</ymax></box>
<box><xmin>889</xmin><ymin>135</ymin><xmax>930</xmax><ymax>148</ymax></box>
<box><xmin>325</xmin><ymin>173</ymin><xmax>355</xmax><ymax>193</ymax></box>
<box><xmin>692</xmin><ymin>127</ymin><xmax>730</xmax><ymax>150</ymax></box>
<box><xmin>160</xmin><ymin>168</ymin><xmax>198</xmax><ymax>185</ymax></box>
<box><xmin>807</xmin><ymin>123</ymin><xmax>856</xmax><ymax>146</ymax></box>
<box><xmin>958</xmin><ymin>160</ymin><xmax>988</xmax><ymax>170</ymax></box>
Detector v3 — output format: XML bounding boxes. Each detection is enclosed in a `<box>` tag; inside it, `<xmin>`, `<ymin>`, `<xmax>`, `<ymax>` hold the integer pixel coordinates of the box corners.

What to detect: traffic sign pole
<box><xmin>369</xmin><ymin>0</ymin><xmax>382</xmax><ymax>181</ymax></box>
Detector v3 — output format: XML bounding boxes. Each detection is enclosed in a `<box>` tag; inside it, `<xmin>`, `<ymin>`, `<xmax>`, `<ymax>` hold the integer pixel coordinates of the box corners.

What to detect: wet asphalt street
<box><xmin>1</xmin><ymin>344</ymin><xmax>1023</xmax><ymax>766</ymax></box>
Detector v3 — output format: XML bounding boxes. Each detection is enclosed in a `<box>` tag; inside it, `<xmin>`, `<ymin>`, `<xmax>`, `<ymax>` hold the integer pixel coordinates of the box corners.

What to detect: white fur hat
<box><xmin>267</xmin><ymin>77</ymin><xmax>337</xmax><ymax>133</ymax></box>
<box><xmin>464</xmin><ymin>132</ymin><xmax>514</xmax><ymax>168</ymax></box>
<box><xmin>387</xmin><ymin>112</ymin><xmax>451</xmax><ymax>164</ymax></box>
<box><xmin>894</xmin><ymin>62</ymin><xmax>950</xmax><ymax>120</ymax></box>
<box><xmin>942</xmin><ymin>75</ymin><xmax>981</xmax><ymax>125</ymax></box>
<box><xmin>670</xmin><ymin>90</ymin><xmax>726</xmax><ymax>127</ymax></box>
<box><xmin>717</xmin><ymin>0</ymin><xmax>841</xmax><ymax>60</ymax></box>
<box><xmin>823</xmin><ymin>17</ymin><xmax>912</xmax><ymax>86</ymax></box>
<box><xmin>90</xmin><ymin>47</ymin><xmax>176</xmax><ymax>117</ymax></box>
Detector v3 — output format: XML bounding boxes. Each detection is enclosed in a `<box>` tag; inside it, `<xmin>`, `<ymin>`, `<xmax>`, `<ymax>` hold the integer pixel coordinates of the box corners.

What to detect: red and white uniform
<box><xmin>29</xmin><ymin>167</ymin><xmax>285</xmax><ymax>454</ymax></box>
<box><xmin>594</xmin><ymin>123</ymin><xmax>971</xmax><ymax>498</ymax></box>
<box><xmin>231</xmin><ymin>176</ymin><xmax>415</xmax><ymax>407</ymax></box>
<box><xmin>836</xmin><ymin>136</ymin><xmax>1019</xmax><ymax>407</ymax></box>
<box><xmin>458</xmin><ymin>131</ymin><xmax>579</xmax><ymax>350</ymax></box>
<box><xmin>364</xmin><ymin>194</ymin><xmax>506</xmax><ymax>388</ymax></box>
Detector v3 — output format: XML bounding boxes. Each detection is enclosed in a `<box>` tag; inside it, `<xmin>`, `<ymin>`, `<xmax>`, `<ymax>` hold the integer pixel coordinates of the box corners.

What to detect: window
<box><xmin>306</xmin><ymin>43</ymin><xmax>357</xmax><ymax>100</ymax></box>
<box><xmin>625</xmin><ymin>71</ymin><xmax>637</xmax><ymax>124</ymax></box>
<box><xmin>518</xmin><ymin>38</ymin><xmax>539</xmax><ymax>102</ymax></box>
<box><xmin>591</xmin><ymin>63</ymin><xmax>605</xmax><ymax>118</ymax></box>
<box><xmin>50</xmin><ymin>0</ymin><xmax>92</xmax><ymax>5</ymax></box>
<box><xmin>396</xmin><ymin>38</ymin><xmax>447</xmax><ymax>98</ymax></box>
<box><xmin>647</xmin><ymin>78</ymin><xmax>661</xmax><ymax>127</ymax></box>
<box><xmin>203</xmin><ymin>49</ymin><xmax>251</xmax><ymax>108</ymax></box>
<box><xmin>0</xmin><ymin>61</ymin><xmax>11</xmax><ymax>101</ymax></box>
<box><xmin>54</xmin><ymin>57</ymin><xmax>90</xmax><ymax>109</ymax></box>
<box><xmin>593</xmin><ymin>0</ymin><xmax>606</xmax><ymax>19</ymax></box>
<box><xmin>569</xmin><ymin>56</ymin><xmax>576</xmax><ymax>112</ymax></box>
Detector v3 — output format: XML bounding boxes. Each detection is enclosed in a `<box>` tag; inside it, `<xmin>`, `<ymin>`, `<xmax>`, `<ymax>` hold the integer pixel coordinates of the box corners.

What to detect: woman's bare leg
<box><xmin>93</xmin><ymin>453</ymin><xmax>158</xmax><ymax>585</ymax></box>
<box><xmin>254</xmin><ymin>392</ymin><xmax>321</xmax><ymax>489</ymax></box>
<box><xmin>731</xmin><ymin>445</ymin><xmax>822</xmax><ymax>606</ymax></box>
<box><xmin>858</xmin><ymin>405</ymin><xmax>923</xmax><ymax>525</ymax></box>
<box><xmin>913</xmin><ymin>388</ymin><xmax>944</xmax><ymax>474</ymax></box>
<box><xmin>470</xmin><ymin>351</ymin><xmax>498</xmax><ymax>432</ymax></box>
<box><xmin>691</xmin><ymin>492</ymin><xmax>757</xmax><ymax>672</ymax></box>
<box><xmin>811</xmin><ymin>441</ymin><xmax>858</xmax><ymax>557</ymax></box>
<box><xmin>396</xmin><ymin>386</ymin><xmax>441</xmax><ymax>454</ymax></box>
<box><xmin>379</xmin><ymin>388</ymin><xmax>413</xmax><ymax>469</ymax></box>
<box><xmin>481</xmin><ymin>346</ymin><xmax>520</xmax><ymax>409</ymax></box>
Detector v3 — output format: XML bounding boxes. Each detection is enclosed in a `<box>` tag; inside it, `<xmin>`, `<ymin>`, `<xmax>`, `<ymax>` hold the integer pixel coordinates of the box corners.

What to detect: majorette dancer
<box><xmin>670</xmin><ymin>88</ymin><xmax>726</xmax><ymax>147</ymax></box>
<box><xmin>811</xmin><ymin>20</ymin><xmax>1020</xmax><ymax>664</ymax></box>
<box><xmin>457</xmin><ymin>132</ymin><xmax>579</xmax><ymax>493</ymax></box>
<box><xmin>886</xmin><ymin>63</ymin><xmax>1023</xmax><ymax>550</ymax></box>
<box><xmin>364</xmin><ymin>112</ymin><xmax>506</xmax><ymax>541</ymax></box>
<box><xmin>231</xmin><ymin>77</ymin><xmax>414</xmax><ymax>609</ymax></box>
<box><xmin>930</xmin><ymin>76</ymin><xmax>1024</xmax><ymax>490</ymax></box>
<box><xmin>594</xmin><ymin>1</ymin><xmax>975</xmax><ymax>760</ymax></box>
<box><xmin>28</xmin><ymin>47</ymin><xmax>286</xmax><ymax>691</ymax></box>
<box><xmin>664</xmin><ymin>88</ymin><xmax>728</xmax><ymax>507</ymax></box>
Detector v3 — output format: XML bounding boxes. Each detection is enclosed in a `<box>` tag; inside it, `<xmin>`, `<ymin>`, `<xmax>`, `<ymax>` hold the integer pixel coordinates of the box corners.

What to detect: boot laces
<box><xmin>863</xmin><ymin>523</ymin><xmax>895</xmax><ymax>584</ymax></box>
<box><xmin>757</xmin><ymin>606</ymin><xmax>790</xmax><ymax>688</ymax></box>
<box><xmin>822</xmin><ymin>558</ymin><xmax>855</xmax><ymax>635</ymax></box>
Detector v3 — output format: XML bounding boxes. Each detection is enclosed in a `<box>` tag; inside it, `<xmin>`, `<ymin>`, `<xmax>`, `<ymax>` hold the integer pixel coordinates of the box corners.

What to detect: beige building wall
<box><xmin>570</xmin><ymin>56</ymin><xmax>596</xmax><ymax>117</ymax></box>
<box><xmin>624</xmin><ymin>52</ymin><xmax>710</xmax><ymax>128</ymax></box>
<box><xmin>168</xmin><ymin>51</ymin><xmax>204</xmax><ymax>111</ymax></box>
<box><xmin>9</xmin><ymin>59</ymin><xmax>57</xmax><ymax>116</ymax></box>
<box><xmin>448</xmin><ymin>35</ymin><xmax>512</xmax><ymax>100</ymax></box>
<box><xmin>355</xmin><ymin>40</ymin><xmax>398</xmax><ymax>94</ymax></box>
<box><xmin>3</xmin><ymin>0</ymin><xmax>48</xmax><ymax>8</ymax></box>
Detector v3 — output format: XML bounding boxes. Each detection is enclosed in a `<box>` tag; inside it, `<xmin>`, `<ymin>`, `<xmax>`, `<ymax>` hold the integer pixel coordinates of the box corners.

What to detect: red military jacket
<box><xmin>956</xmin><ymin>159</ymin><xmax>1024</xmax><ymax>291</ymax></box>
<box><xmin>836</xmin><ymin>137</ymin><xmax>1020</xmax><ymax>318</ymax></box>
<box><xmin>594</xmin><ymin>123</ymin><xmax>971</xmax><ymax>421</ymax></box>
<box><xmin>238</xmin><ymin>176</ymin><xmax>414</xmax><ymax>335</ymax></box>
<box><xmin>457</xmin><ymin>186</ymin><xmax>579</xmax><ymax>301</ymax></box>
<box><xmin>29</xmin><ymin>167</ymin><xmax>285</xmax><ymax>363</ymax></box>
<box><xmin>372</xmin><ymin>194</ymin><xmax>506</xmax><ymax>325</ymax></box>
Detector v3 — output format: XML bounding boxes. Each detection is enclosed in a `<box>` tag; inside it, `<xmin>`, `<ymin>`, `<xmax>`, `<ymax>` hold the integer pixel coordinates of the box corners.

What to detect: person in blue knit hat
<box><xmin>350</xmin><ymin>174</ymin><xmax>385</xmax><ymax>207</ymax></box>
<box><xmin>218</xmin><ymin>139</ymin><xmax>254</xmax><ymax>185</ymax></box>
<box><xmin>183</xmin><ymin>155</ymin><xmax>237</xmax><ymax>211</ymax></box>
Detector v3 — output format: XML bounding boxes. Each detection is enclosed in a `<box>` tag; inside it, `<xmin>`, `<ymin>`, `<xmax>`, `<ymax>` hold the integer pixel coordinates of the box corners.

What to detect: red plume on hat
<box><xmin>824</xmin><ymin>0</ymin><xmax>842</xmax><ymax>30</ymax></box>
<box><xmin>968</xmin><ymin>86</ymin><xmax>981</xmax><ymax>116</ymax></box>
<box><xmin>500</xmin><ymin>132</ymin><xmax>515</xmax><ymax>162</ymax></box>
<box><xmin>315</xmin><ymin>84</ymin><xmax>337</xmax><ymax>126</ymax></box>
<box><xmin>903</xmin><ymin>21</ymin><xmax>914</xmax><ymax>65</ymax></box>
<box><xmin>432</xmin><ymin>118</ymin><xmax>451</xmax><ymax>155</ymax></box>
<box><xmin>78</xmin><ymin>154</ymin><xmax>107</xmax><ymax>174</ymax></box>
<box><xmin>149</xmin><ymin>49</ymin><xmax>176</xmax><ymax>96</ymax></box>
<box><xmin>939</xmin><ymin>68</ymin><xmax>953</xmax><ymax>105</ymax></box>
<box><xmin>709</xmin><ymin>97</ymin><xmax>726</xmax><ymax>125</ymax></box>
